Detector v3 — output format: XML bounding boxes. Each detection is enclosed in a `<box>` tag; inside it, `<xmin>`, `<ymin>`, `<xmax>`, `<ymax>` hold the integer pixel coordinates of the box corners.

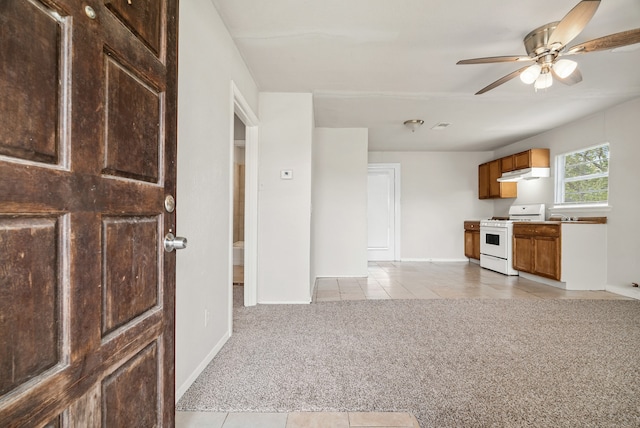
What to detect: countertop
<box><xmin>522</xmin><ymin>216</ymin><xmax>607</xmax><ymax>225</ymax></box>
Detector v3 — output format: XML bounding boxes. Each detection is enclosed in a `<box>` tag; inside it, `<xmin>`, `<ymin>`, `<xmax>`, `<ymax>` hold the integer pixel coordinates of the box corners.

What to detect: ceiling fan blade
<box><xmin>457</xmin><ymin>56</ymin><xmax>533</xmax><ymax>65</ymax></box>
<box><xmin>548</xmin><ymin>0</ymin><xmax>600</xmax><ymax>48</ymax></box>
<box><xmin>475</xmin><ymin>65</ymin><xmax>532</xmax><ymax>95</ymax></box>
<box><xmin>564</xmin><ymin>28</ymin><xmax>640</xmax><ymax>54</ymax></box>
<box><xmin>552</xmin><ymin>67</ymin><xmax>583</xmax><ymax>85</ymax></box>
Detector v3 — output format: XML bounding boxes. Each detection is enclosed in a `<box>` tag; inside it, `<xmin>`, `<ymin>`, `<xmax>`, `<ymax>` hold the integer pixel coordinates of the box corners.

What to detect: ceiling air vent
<box><xmin>431</xmin><ymin>122</ymin><xmax>451</xmax><ymax>131</ymax></box>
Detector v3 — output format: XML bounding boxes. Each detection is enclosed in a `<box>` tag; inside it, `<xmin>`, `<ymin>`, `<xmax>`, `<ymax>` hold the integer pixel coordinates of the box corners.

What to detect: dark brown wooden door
<box><xmin>1</xmin><ymin>0</ymin><xmax>178</xmax><ymax>426</ymax></box>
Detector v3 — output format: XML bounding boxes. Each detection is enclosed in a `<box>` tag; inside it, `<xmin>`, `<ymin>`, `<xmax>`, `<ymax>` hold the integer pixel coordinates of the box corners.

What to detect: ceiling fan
<box><xmin>457</xmin><ymin>0</ymin><xmax>640</xmax><ymax>95</ymax></box>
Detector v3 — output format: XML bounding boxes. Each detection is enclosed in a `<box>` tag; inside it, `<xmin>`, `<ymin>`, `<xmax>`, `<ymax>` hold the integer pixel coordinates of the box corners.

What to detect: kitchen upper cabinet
<box><xmin>502</xmin><ymin>148</ymin><xmax>550</xmax><ymax>173</ymax></box>
<box><xmin>512</xmin><ymin>222</ymin><xmax>606</xmax><ymax>289</ymax></box>
<box><xmin>464</xmin><ymin>221</ymin><xmax>480</xmax><ymax>260</ymax></box>
<box><xmin>479</xmin><ymin>159</ymin><xmax>517</xmax><ymax>199</ymax></box>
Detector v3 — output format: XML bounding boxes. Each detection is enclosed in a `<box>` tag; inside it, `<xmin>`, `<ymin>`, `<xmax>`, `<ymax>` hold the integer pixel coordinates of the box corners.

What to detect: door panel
<box><xmin>104</xmin><ymin>0</ymin><xmax>164</xmax><ymax>56</ymax></box>
<box><xmin>0</xmin><ymin>217</ymin><xmax>60</xmax><ymax>396</ymax></box>
<box><xmin>102</xmin><ymin>342</ymin><xmax>159</xmax><ymax>427</ymax></box>
<box><xmin>102</xmin><ymin>216</ymin><xmax>160</xmax><ymax>335</ymax></box>
<box><xmin>0</xmin><ymin>0</ymin><xmax>62</xmax><ymax>163</ymax></box>
<box><xmin>104</xmin><ymin>56</ymin><xmax>161</xmax><ymax>183</ymax></box>
<box><xmin>0</xmin><ymin>0</ymin><xmax>178</xmax><ymax>426</ymax></box>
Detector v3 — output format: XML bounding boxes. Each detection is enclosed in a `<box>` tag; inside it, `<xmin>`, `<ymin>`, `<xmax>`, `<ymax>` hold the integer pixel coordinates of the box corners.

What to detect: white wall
<box><xmin>368</xmin><ymin>151</ymin><xmax>495</xmax><ymax>260</ymax></box>
<box><xmin>312</xmin><ymin>128</ymin><xmax>369</xmax><ymax>278</ymax></box>
<box><xmin>494</xmin><ymin>97</ymin><xmax>640</xmax><ymax>295</ymax></box>
<box><xmin>257</xmin><ymin>93</ymin><xmax>314</xmax><ymax>303</ymax></box>
<box><xmin>176</xmin><ymin>0</ymin><xmax>258</xmax><ymax>399</ymax></box>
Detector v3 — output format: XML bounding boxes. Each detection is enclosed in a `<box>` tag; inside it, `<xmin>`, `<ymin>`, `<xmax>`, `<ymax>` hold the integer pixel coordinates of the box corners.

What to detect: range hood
<box><xmin>497</xmin><ymin>167</ymin><xmax>550</xmax><ymax>182</ymax></box>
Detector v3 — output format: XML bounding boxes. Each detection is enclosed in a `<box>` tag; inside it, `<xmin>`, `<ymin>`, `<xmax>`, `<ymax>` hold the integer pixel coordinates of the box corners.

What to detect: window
<box><xmin>555</xmin><ymin>143</ymin><xmax>609</xmax><ymax>205</ymax></box>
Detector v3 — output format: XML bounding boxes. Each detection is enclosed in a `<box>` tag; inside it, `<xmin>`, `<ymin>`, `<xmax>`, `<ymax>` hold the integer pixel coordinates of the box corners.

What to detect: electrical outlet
<box><xmin>204</xmin><ymin>309</ymin><xmax>210</xmax><ymax>327</ymax></box>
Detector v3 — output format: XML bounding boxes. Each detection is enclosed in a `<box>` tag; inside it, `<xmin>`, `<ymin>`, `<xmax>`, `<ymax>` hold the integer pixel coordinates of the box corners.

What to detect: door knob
<box><xmin>164</xmin><ymin>233</ymin><xmax>187</xmax><ymax>252</ymax></box>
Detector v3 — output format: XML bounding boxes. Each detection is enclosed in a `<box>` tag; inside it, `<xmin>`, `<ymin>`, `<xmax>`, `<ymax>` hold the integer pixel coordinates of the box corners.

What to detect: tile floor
<box><xmin>314</xmin><ymin>261</ymin><xmax>630</xmax><ymax>302</ymax></box>
<box><xmin>176</xmin><ymin>411</ymin><xmax>419</xmax><ymax>428</ymax></box>
<box><xmin>177</xmin><ymin>261</ymin><xmax>631</xmax><ymax>427</ymax></box>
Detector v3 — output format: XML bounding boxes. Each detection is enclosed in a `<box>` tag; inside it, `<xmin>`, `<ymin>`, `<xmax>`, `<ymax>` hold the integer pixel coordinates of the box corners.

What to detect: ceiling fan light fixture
<box><xmin>553</xmin><ymin>59</ymin><xmax>578</xmax><ymax>78</ymax></box>
<box><xmin>520</xmin><ymin>64</ymin><xmax>542</xmax><ymax>84</ymax></box>
<box><xmin>534</xmin><ymin>70</ymin><xmax>553</xmax><ymax>90</ymax></box>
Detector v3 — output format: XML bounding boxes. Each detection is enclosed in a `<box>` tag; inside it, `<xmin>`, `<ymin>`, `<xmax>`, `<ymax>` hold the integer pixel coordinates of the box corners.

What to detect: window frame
<box><xmin>554</xmin><ymin>142</ymin><xmax>610</xmax><ymax>207</ymax></box>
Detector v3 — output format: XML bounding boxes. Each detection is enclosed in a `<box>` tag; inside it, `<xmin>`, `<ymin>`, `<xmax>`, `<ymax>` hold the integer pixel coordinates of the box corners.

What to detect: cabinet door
<box><xmin>472</xmin><ymin>231</ymin><xmax>480</xmax><ymax>259</ymax></box>
<box><xmin>488</xmin><ymin>159</ymin><xmax>501</xmax><ymax>197</ymax></box>
<box><xmin>464</xmin><ymin>231</ymin><xmax>474</xmax><ymax>258</ymax></box>
<box><xmin>534</xmin><ymin>237</ymin><xmax>561</xmax><ymax>280</ymax></box>
<box><xmin>513</xmin><ymin>236</ymin><xmax>533</xmax><ymax>272</ymax></box>
<box><xmin>514</xmin><ymin>150</ymin><xmax>531</xmax><ymax>170</ymax></box>
<box><xmin>478</xmin><ymin>160</ymin><xmax>516</xmax><ymax>199</ymax></box>
<box><xmin>478</xmin><ymin>163</ymin><xmax>490</xmax><ymax>199</ymax></box>
<box><xmin>464</xmin><ymin>231</ymin><xmax>480</xmax><ymax>259</ymax></box>
<box><xmin>501</xmin><ymin>155</ymin><xmax>515</xmax><ymax>172</ymax></box>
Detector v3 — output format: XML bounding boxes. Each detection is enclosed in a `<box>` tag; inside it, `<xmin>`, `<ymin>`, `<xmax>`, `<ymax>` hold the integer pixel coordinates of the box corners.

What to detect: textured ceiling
<box><xmin>212</xmin><ymin>0</ymin><xmax>640</xmax><ymax>151</ymax></box>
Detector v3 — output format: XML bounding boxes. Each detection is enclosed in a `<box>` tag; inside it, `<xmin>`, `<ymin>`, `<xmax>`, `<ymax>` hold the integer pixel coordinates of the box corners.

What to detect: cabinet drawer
<box><xmin>513</xmin><ymin>223</ymin><xmax>560</xmax><ymax>237</ymax></box>
<box><xmin>464</xmin><ymin>221</ymin><xmax>480</xmax><ymax>231</ymax></box>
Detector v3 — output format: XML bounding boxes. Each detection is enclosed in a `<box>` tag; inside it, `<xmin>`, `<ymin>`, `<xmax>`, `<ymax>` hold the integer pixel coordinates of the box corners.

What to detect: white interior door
<box><xmin>368</xmin><ymin>164</ymin><xmax>400</xmax><ymax>261</ymax></box>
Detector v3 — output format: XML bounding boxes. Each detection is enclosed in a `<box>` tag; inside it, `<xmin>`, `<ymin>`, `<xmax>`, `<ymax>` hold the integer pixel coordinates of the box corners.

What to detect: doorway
<box><xmin>232</xmin><ymin>115</ymin><xmax>246</xmax><ymax>286</ymax></box>
<box><xmin>231</xmin><ymin>82</ymin><xmax>258</xmax><ymax>311</ymax></box>
<box><xmin>367</xmin><ymin>164</ymin><xmax>401</xmax><ymax>261</ymax></box>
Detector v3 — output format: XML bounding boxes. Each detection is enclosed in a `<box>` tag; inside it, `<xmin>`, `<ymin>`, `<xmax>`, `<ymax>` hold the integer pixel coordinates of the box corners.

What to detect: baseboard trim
<box><xmin>258</xmin><ymin>300</ymin><xmax>311</xmax><ymax>305</ymax></box>
<box><xmin>175</xmin><ymin>332</ymin><xmax>230</xmax><ymax>403</ymax></box>
<box><xmin>606</xmin><ymin>283</ymin><xmax>640</xmax><ymax>300</ymax></box>
<box><xmin>400</xmin><ymin>258</ymin><xmax>469</xmax><ymax>262</ymax></box>
<box><xmin>314</xmin><ymin>274</ymin><xmax>368</xmax><ymax>279</ymax></box>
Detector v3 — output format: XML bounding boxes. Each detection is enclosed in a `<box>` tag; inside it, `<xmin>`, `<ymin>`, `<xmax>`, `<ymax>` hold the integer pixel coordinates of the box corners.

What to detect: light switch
<box><xmin>280</xmin><ymin>170</ymin><xmax>293</xmax><ymax>179</ymax></box>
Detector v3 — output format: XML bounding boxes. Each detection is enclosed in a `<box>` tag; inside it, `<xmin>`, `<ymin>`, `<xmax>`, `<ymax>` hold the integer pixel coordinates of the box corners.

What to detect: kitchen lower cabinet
<box><xmin>464</xmin><ymin>221</ymin><xmax>480</xmax><ymax>260</ymax></box>
<box><xmin>513</xmin><ymin>224</ymin><xmax>560</xmax><ymax>280</ymax></box>
<box><xmin>513</xmin><ymin>222</ymin><xmax>607</xmax><ymax>290</ymax></box>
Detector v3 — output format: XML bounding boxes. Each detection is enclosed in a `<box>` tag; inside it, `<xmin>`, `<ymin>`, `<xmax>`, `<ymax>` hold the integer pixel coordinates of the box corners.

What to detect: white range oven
<box><xmin>480</xmin><ymin>204</ymin><xmax>545</xmax><ymax>275</ymax></box>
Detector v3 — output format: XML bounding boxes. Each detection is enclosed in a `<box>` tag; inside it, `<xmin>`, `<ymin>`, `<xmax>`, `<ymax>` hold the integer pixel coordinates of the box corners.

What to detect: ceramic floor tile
<box><xmin>338</xmin><ymin>279</ymin><xmax>362</xmax><ymax>286</ymax></box>
<box><xmin>286</xmin><ymin>412</ymin><xmax>349</xmax><ymax>428</ymax></box>
<box><xmin>340</xmin><ymin>286</ymin><xmax>364</xmax><ymax>294</ymax></box>
<box><xmin>317</xmin><ymin>291</ymin><xmax>341</xmax><ymax>298</ymax></box>
<box><xmin>315</xmin><ymin>296</ymin><xmax>342</xmax><ymax>302</ymax></box>
<box><xmin>348</xmin><ymin>412</ymin><xmax>417</xmax><ymax>427</ymax></box>
<box><xmin>360</xmin><ymin>285</ymin><xmax>387</xmax><ymax>293</ymax></box>
<box><xmin>176</xmin><ymin>412</ymin><xmax>228</xmax><ymax>428</ymax></box>
<box><xmin>222</xmin><ymin>412</ymin><xmax>287</xmax><ymax>428</ymax></box>
<box><xmin>364</xmin><ymin>293</ymin><xmax>392</xmax><ymax>300</ymax></box>
<box><xmin>340</xmin><ymin>293</ymin><xmax>367</xmax><ymax>300</ymax></box>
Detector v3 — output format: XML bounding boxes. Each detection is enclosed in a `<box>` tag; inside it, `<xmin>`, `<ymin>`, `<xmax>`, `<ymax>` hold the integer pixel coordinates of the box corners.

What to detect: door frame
<box><xmin>367</xmin><ymin>163</ymin><xmax>401</xmax><ymax>261</ymax></box>
<box><xmin>230</xmin><ymin>82</ymin><xmax>259</xmax><ymax>312</ymax></box>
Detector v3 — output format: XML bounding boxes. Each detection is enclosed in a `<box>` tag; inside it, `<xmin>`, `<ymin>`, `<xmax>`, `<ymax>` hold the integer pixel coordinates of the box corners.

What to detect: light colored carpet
<box><xmin>177</xmin><ymin>294</ymin><xmax>640</xmax><ymax>427</ymax></box>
